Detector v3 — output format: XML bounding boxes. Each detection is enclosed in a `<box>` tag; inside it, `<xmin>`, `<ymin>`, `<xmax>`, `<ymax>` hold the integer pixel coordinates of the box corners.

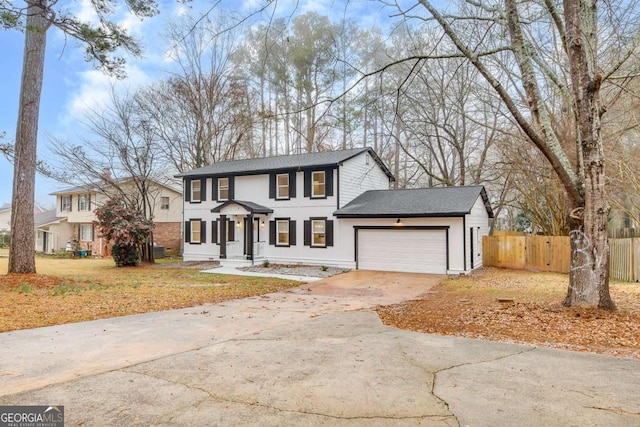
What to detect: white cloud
<box><xmin>60</xmin><ymin>64</ymin><xmax>153</xmax><ymax>128</ymax></box>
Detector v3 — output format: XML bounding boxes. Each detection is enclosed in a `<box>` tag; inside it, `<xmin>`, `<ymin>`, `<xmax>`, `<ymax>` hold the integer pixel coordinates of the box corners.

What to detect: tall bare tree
<box><xmin>407</xmin><ymin>0</ymin><xmax>640</xmax><ymax>308</ymax></box>
<box><xmin>48</xmin><ymin>88</ymin><xmax>167</xmax><ymax>263</ymax></box>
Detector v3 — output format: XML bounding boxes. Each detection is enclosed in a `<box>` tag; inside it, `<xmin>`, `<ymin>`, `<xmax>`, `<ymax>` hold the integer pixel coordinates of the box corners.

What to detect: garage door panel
<box><xmin>357</xmin><ymin>229</ymin><xmax>446</xmax><ymax>274</ymax></box>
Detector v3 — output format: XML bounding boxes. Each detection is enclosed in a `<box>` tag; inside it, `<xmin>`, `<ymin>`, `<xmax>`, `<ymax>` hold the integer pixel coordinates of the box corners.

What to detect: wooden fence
<box><xmin>483</xmin><ymin>235</ymin><xmax>571</xmax><ymax>273</ymax></box>
<box><xmin>483</xmin><ymin>235</ymin><xmax>640</xmax><ymax>281</ymax></box>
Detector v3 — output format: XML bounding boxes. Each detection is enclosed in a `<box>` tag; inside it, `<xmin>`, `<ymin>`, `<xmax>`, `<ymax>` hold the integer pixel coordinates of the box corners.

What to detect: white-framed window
<box><xmin>161</xmin><ymin>196</ymin><xmax>170</xmax><ymax>210</ymax></box>
<box><xmin>191</xmin><ymin>220</ymin><xmax>202</xmax><ymax>244</ymax></box>
<box><xmin>78</xmin><ymin>194</ymin><xmax>90</xmax><ymax>211</ymax></box>
<box><xmin>276</xmin><ymin>174</ymin><xmax>289</xmax><ymax>199</ymax></box>
<box><xmin>218</xmin><ymin>177</ymin><xmax>229</xmax><ymax>201</ymax></box>
<box><xmin>276</xmin><ymin>220</ymin><xmax>289</xmax><ymax>246</ymax></box>
<box><xmin>191</xmin><ymin>180</ymin><xmax>201</xmax><ymax>202</ymax></box>
<box><xmin>312</xmin><ymin>219</ymin><xmax>326</xmax><ymax>247</ymax></box>
<box><xmin>61</xmin><ymin>195</ymin><xmax>72</xmax><ymax>212</ymax></box>
<box><xmin>311</xmin><ymin>171</ymin><xmax>325</xmax><ymax>198</ymax></box>
<box><xmin>79</xmin><ymin>223</ymin><xmax>93</xmax><ymax>241</ymax></box>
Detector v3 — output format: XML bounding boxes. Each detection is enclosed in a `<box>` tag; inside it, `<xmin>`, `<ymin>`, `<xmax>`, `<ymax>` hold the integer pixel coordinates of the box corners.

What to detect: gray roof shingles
<box><xmin>175</xmin><ymin>147</ymin><xmax>394</xmax><ymax>179</ymax></box>
<box><xmin>211</xmin><ymin>200</ymin><xmax>273</xmax><ymax>214</ymax></box>
<box><xmin>334</xmin><ymin>186</ymin><xmax>493</xmax><ymax>218</ymax></box>
<box><xmin>35</xmin><ymin>209</ymin><xmax>64</xmax><ymax>227</ymax></box>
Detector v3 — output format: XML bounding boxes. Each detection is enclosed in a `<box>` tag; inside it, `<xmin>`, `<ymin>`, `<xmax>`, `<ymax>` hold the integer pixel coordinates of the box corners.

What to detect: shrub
<box><xmin>94</xmin><ymin>197</ymin><xmax>154</xmax><ymax>267</ymax></box>
<box><xmin>262</xmin><ymin>259</ymin><xmax>270</xmax><ymax>268</ymax></box>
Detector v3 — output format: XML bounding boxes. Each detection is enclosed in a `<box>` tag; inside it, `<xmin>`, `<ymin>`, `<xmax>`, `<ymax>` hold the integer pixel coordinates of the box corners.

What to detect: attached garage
<box><xmin>335</xmin><ymin>186</ymin><xmax>494</xmax><ymax>275</ymax></box>
<box><xmin>356</xmin><ymin>228</ymin><xmax>448</xmax><ymax>274</ymax></box>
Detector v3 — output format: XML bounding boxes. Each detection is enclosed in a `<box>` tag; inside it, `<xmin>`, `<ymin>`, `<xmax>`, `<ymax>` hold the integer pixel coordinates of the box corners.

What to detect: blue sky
<box><xmin>0</xmin><ymin>0</ymin><xmax>411</xmax><ymax>208</ymax></box>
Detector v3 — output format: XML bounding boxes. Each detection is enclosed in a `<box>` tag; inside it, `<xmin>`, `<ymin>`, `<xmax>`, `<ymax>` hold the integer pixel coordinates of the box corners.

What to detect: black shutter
<box><xmin>185</xmin><ymin>179</ymin><xmax>191</xmax><ymax>202</ymax></box>
<box><xmin>184</xmin><ymin>221</ymin><xmax>191</xmax><ymax>243</ymax></box>
<box><xmin>269</xmin><ymin>221</ymin><xmax>276</xmax><ymax>245</ymax></box>
<box><xmin>325</xmin><ymin>168</ymin><xmax>334</xmax><ymax>197</ymax></box>
<box><xmin>304</xmin><ymin>220</ymin><xmax>311</xmax><ymax>246</ymax></box>
<box><xmin>229</xmin><ymin>177</ymin><xmax>235</xmax><ymax>200</ymax></box>
<box><xmin>201</xmin><ymin>221</ymin><xmax>207</xmax><ymax>243</ymax></box>
<box><xmin>228</xmin><ymin>220</ymin><xmax>235</xmax><ymax>241</ymax></box>
<box><xmin>289</xmin><ymin>171</ymin><xmax>296</xmax><ymax>198</ymax></box>
<box><xmin>77</xmin><ymin>196</ymin><xmax>80</xmax><ymax>211</ymax></box>
<box><xmin>201</xmin><ymin>179</ymin><xmax>207</xmax><ymax>202</ymax></box>
<box><xmin>88</xmin><ymin>194</ymin><xmax>92</xmax><ymax>210</ymax></box>
<box><xmin>212</xmin><ymin>177</ymin><xmax>218</xmax><ymax>201</ymax></box>
<box><xmin>69</xmin><ymin>196</ymin><xmax>72</xmax><ymax>211</ymax></box>
<box><xmin>269</xmin><ymin>173</ymin><xmax>276</xmax><ymax>199</ymax></box>
<box><xmin>304</xmin><ymin>170</ymin><xmax>311</xmax><ymax>197</ymax></box>
<box><xmin>212</xmin><ymin>220</ymin><xmax>218</xmax><ymax>244</ymax></box>
<box><xmin>289</xmin><ymin>220</ymin><xmax>296</xmax><ymax>245</ymax></box>
<box><xmin>326</xmin><ymin>220</ymin><xmax>334</xmax><ymax>246</ymax></box>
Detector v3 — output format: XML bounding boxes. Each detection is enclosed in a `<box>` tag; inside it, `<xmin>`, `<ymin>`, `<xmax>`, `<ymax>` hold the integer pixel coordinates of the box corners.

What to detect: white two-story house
<box><xmin>178</xmin><ymin>147</ymin><xmax>493</xmax><ymax>274</ymax></box>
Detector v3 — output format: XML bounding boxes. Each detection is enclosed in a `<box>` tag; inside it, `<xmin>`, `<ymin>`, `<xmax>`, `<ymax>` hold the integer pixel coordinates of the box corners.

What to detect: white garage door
<box><xmin>357</xmin><ymin>229</ymin><xmax>447</xmax><ymax>274</ymax></box>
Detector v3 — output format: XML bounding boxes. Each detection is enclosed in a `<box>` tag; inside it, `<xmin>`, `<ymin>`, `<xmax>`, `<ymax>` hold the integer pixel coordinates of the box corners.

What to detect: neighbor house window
<box><xmin>191</xmin><ymin>220</ymin><xmax>202</xmax><ymax>243</ymax></box>
<box><xmin>61</xmin><ymin>195</ymin><xmax>72</xmax><ymax>212</ymax></box>
<box><xmin>161</xmin><ymin>196</ymin><xmax>170</xmax><ymax>210</ymax></box>
<box><xmin>277</xmin><ymin>220</ymin><xmax>289</xmax><ymax>246</ymax></box>
<box><xmin>79</xmin><ymin>224</ymin><xmax>93</xmax><ymax>241</ymax></box>
<box><xmin>277</xmin><ymin>174</ymin><xmax>289</xmax><ymax>199</ymax></box>
<box><xmin>191</xmin><ymin>180</ymin><xmax>201</xmax><ymax>202</ymax></box>
<box><xmin>312</xmin><ymin>219</ymin><xmax>325</xmax><ymax>247</ymax></box>
<box><xmin>311</xmin><ymin>171</ymin><xmax>325</xmax><ymax>198</ymax></box>
<box><xmin>218</xmin><ymin>177</ymin><xmax>229</xmax><ymax>201</ymax></box>
<box><xmin>78</xmin><ymin>194</ymin><xmax>90</xmax><ymax>211</ymax></box>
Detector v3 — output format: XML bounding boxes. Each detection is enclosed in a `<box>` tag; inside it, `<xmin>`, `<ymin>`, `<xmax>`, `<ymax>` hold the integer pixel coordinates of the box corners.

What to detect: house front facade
<box><xmin>179</xmin><ymin>148</ymin><xmax>494</xmax><ymax>275</ymax></box>
<box><xmin>42</xmin><ymin>179</ymin><xmax>183</xmax><ymax>255</ymax></box>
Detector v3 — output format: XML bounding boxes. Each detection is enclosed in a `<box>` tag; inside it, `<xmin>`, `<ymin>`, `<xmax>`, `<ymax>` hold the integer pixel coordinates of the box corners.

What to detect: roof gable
<box><xmin>334</xmin><ymin>186</ymin><xmax>494</xmax><ymax>218</ymax></box>
<box><xmin>175</xmin><ymin>147</ymin><xmax>395</xmax><ymax>180</ymax></box>
<box><xmin>51</xmin><ymin>178</ymin><xmax>182</xmax><ymax>196</ymax></box>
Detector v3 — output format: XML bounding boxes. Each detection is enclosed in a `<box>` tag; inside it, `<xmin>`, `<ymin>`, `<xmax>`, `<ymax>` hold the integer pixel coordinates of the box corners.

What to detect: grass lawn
<box><xmin>0</xmin><ymin>251</ymin><xmax>299</xmax><ymax>332</ymax></box>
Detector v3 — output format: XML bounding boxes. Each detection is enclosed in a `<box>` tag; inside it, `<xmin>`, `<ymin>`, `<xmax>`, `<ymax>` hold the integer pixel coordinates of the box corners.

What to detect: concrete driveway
<box><xmin>1</xmin><ymin>271</ymin><xmax>638</xmax><ymax>426</ymax></box>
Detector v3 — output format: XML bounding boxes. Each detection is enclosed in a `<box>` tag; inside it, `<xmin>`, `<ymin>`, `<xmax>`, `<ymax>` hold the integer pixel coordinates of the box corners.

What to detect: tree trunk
<box><xmin>8</xmin><ymin>0</ymin><xmax>49</xmax><ymax>274</ymax></box>
<box><xmin>562</xmin><ymin>0</ymin><xmax>614</xmax><ymax>309</ymax></box>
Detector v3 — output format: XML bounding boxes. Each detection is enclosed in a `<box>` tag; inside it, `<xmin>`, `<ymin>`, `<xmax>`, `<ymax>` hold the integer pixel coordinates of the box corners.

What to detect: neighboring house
<box><xmin>2</xmin><ymin>203</ymin><xmax>47</xmax><ymax>240</ymax></box>
<box><xmin>35</xmin><ymin>209</ymin><xmax>70</xmax><ymax>254</ymax></box>
<box><xmin>0</xmin><ymin>203</ymin><xmax>10</xmax><ymax>235</ymax></box>
<box><xmin>42</xmin><ymin>179</ymin><xmax>183</xmax><ymax>256</ymax></box>
<box><xmin>177</xmin><ymin>147</ymin><xmax>494</xmax><ymax>274</ymax></box>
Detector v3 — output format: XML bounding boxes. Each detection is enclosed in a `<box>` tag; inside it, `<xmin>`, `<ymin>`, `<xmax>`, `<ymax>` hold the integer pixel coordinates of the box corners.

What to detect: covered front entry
<box><xmin>211</xmin><ymin>200</ymin><xmax>273</xmax><ymax>262</ymax></box>
<box><xmin>356</xmin><ymin>227</ymin><xmax>448</xmax><ymax>274</ymax></box>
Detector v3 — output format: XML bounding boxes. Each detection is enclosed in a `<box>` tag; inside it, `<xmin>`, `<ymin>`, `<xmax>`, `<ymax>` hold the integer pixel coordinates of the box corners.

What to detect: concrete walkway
<box><xmin>201</xmin><ymin>265</ymin><xmax>324</xmax><ymax>281</ymax></box>
<box><xmin>1</xmin><ymin>272</ymin><xmax>639</xmax><ymax>426</ymax></box>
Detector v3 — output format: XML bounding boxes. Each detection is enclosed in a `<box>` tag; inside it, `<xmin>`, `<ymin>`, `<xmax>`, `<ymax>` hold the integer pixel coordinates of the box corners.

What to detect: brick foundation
<box><xmin>154</xmin><ymin>222</ymin><xmax>182</xmax><ymax>256</ymax></box>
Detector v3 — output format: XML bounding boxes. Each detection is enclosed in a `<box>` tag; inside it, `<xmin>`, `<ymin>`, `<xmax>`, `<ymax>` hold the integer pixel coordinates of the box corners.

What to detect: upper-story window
<box><xmin>78</xmin><ymin>194</ymin><xmax>91</xmax><ymax>211</ymax></box>
<box><xmin>191</xmin><ymin>180</ymin><xmax>201</xmax><ymax>202</ymax></box>
<box><xmin>161</xmin><ymin>196</ymin><xmax>170</xmax><ymax>210</ymax></box>
<box><xmin>277</xmin><ymin>174</ymin><xmax>289</xmax><ymax>200</ymax></box>
<box><xmin>218</xmin><ymin>178</ymin><xmax>229</xmax><ymax>201</ymax></box>
<box><xmin>61</xmin><ymin>195</ymin><xmax>72</xmax><ymax>212</ymax></box>
<box><xmin>311</xmin><ymin>171</ymin><xmax>325</xmax><ymax>198</ymax></box>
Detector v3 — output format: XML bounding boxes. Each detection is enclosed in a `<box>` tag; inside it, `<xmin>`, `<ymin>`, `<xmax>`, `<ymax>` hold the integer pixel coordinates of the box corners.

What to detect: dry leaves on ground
<box><xmin>377</xmin><ymin>268</ymin><xmax>640</xmax><ymax>359</ymax></box>
<box><xmin>0</xmin><ymin>260</ymin><xmax>298</xmax><ymax>332</ymax></box>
